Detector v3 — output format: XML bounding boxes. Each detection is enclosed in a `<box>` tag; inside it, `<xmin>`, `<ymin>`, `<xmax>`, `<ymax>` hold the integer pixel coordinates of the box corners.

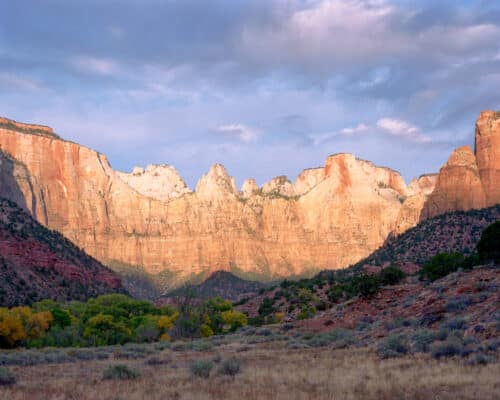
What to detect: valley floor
<box><xmin>1</xmin><ymin>342</ymin><xmax>499</xmax><ymax>400</ymax></box>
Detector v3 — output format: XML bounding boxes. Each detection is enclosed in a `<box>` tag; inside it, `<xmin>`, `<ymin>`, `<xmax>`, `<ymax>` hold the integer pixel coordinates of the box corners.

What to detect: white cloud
<box><xmin>341</xmin><ymin>123</ymin><xmax>368</xmax><ymax>135</ymax></box>
<box><xmin>215</xmin><ymin>124</ymin><xmax>260</xmax><ymax>143</ymax></box>
<box><xmin>311</xmin><ymin>122</ymin><xmax>368</xmax><ymax>144</ymax></box>
<box><xmin>377</xmin><ymin>118</ymin><xmax>431</xmax><ymax>143</ymax></box>
<box><xmin>70</xmin><ymin>56</ymin><xmax>119</xmax><ymax>76</ymax></box>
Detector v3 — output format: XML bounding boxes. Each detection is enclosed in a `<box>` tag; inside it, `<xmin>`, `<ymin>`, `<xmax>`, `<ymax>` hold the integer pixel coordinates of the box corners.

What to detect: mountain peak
<box><xmin>195</xmin><ymin>163</ymin><xmax>237</xmax><ymax>199</ymax></box>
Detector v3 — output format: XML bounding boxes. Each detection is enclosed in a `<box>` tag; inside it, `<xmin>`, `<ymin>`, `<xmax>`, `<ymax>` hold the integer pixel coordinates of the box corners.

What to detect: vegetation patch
<box><xmin>103</xmin><ymin>364</ymin><xmax>141</xmax><ymax>380</ymax></box>
<box><xmin>190</xmin><ymin>359</ymin><xmax>214</xmax><ymax>378</ymax></box>
<box><xmin>0</xmin><ymin>366</ymin><xmax>16</xmax><ymax>386</ymax></box>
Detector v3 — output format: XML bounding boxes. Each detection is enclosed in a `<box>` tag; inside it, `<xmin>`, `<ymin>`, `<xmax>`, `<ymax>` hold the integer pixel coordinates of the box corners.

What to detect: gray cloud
<box><xmin>0</xmin><ymin>0</ymin><xmax>499</xmax><ymax>186</ymax></box>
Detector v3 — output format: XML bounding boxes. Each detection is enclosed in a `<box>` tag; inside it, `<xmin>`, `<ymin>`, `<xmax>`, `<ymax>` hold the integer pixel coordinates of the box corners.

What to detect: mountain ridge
<box><xmin>0</xmin><ymin>110</ymin><xmax>498</xmax><ymax>289</ymax></box>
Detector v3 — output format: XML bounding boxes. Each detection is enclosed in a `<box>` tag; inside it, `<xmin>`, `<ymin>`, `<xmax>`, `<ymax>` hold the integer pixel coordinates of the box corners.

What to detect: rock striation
<box><xmin>0</xmin><ymin>111</ymin><xmax>498</xmax><ymax>291</ymax></box>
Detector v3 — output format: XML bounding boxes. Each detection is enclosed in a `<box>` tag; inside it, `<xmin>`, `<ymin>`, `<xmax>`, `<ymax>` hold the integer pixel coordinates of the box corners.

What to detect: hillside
<box><xmin>164</xmin><ymin>271</ymin><xmax>265</xmax><ymax>301</ymax></box>
<box><xmin>0</xmin><ymin>197</ymin><xmax>125</xmax><ymax>306</ymax></box>
<box><xmin>353</xmin><ymin>205</ymin><xmax>500</xmax><ymax>271</ymax></box>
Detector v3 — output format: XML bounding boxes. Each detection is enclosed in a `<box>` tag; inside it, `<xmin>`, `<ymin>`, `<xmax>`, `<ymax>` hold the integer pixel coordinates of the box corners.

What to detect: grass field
<box><xmin>1</xmin><ymin>338</ymin><xmax>498</xmax><ymax>400</ymax></box>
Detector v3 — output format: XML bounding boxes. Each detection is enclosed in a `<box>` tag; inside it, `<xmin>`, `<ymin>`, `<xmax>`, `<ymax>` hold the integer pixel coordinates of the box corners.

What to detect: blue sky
<box><xmin>1</xmin><ymin>0</ymin><xmax>500</xmax><ymax>188</ymax></box>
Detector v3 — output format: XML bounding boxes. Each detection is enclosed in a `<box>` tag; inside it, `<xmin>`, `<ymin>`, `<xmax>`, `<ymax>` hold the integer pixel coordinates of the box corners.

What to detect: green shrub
<box><xmin>103</xmin><ymin>364</ymin><xmax>141</xmax><ymax>380</ymax></box>
<box><xmin>327</xmin><ymin>286</ymin><xmax>343</xmax><ymax>303</ymax></box>
<box><xmin>297</xmin><ymin>305</ymin><xmax>316</xmax><ymax>320</ymax></box>
<box><xmin>0</xmin><ymin>367</ymin><xmax>16</xmax><ymax>386</ymax></box>
<box><xmin>379</xmin><ymin>265</ymin><xmax>405</xmax><ymax>285</ymax></box>
<box><xmin>412</xmin><ymin>330</ymin><xmax>442</xmax><ymax>352</ymax></box>
<box><xmin>354</xmin><ymin>274</ymin><xmax>381</xmax><ymax>298</ymax></box>
<box><xmin>190</xmin><ymin>360</ymin><xmax>214</xmax><ymax>378</ymax></box>
<box><xmin>420</xmin><ymin>252</ymin><xmax>465</xmax><ymax>281</ymax></box>
<box><xmin>218</xmin><ymin>358</ymin><xmax>241</xmax><ymax>376</ymax></box>
<box><xmin>477</xmin><ymin>221</ymin><xmax>500</xmax><ymax>263</ymax></box>
<box><xmin>377</xmin><ymin>335</ymin><xmax>409</xmax><ymax>358</ymax></box>
<box><xmin>258</xmin><ymin>298</ymin><xmax>275</xmax><ymax>317</ymax></box>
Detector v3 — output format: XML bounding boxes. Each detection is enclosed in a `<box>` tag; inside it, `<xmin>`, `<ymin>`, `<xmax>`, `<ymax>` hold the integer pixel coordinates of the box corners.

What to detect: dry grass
<box><xmin>1</xmin><ymin>342</ymin><xmax>498</xmax><ymax>400</ymax></box>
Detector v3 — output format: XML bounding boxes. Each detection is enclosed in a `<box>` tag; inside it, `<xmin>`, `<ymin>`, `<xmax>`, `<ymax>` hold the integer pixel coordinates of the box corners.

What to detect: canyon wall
<box><xmin>0</xmin><ymin>112</ymin><xmax>498</xmax><ymax>291</ymax></box>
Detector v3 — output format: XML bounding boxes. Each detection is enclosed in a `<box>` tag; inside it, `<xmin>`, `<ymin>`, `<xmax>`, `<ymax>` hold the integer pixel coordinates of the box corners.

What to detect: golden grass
<box><xmin>1</xmin><ymin>344</ymin><xmax>499</xmax><ymax>400</ymax></box>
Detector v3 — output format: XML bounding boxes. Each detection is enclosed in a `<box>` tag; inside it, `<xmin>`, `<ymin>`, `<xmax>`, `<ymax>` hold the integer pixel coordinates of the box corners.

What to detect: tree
<box><xmin>419</xmin><ymin>252</ymin><xmax>465</xmax><ymax>281</ymax></box>
<box><xmin>379</xmin><ymin>265</ymin><xmax>405</xmax><ymax>285</ymax></box>
<box><xmin>477</xmin><ymin>221</ymin><xmax>500</xmax><ymax>263</ymax></box>
<box><xmin>221</xmin><ymin>310</ymin><xmax>248</xmax><ymax>332</ymax></box>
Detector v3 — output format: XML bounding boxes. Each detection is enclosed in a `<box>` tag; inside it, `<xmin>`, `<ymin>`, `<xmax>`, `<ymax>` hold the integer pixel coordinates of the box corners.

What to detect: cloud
<box><xmin>70</xmin><ymin>56</ymin><xmax>120</xmax><ymax>76</ymax></box>
<box><xmin>311</xmin><ymin>123</ymin><xmax>368</xmax><ymax>145</ymax></box>
<box><xmin>377</xmin><ymin>118</ymin><xmax>431</xmax><ymax>143</ymax></box>
<box><xmin>0</xmin><ymin>0</ymin><xmax>499</xmax><ymax>185</ymax></box>
<box><xmin>214</xmin><ymin>124</ymin><xmax>260</xmax><ymax>143</ymax></box>
<box><xmin>341</xmin><ymin>123</ymin><xmax>369</xmax><ymax>135</ymax></box>
<box><xmin>0</xmin><ymin>72</ymin><xmax>43</xmax><ymax>91</ymax></box>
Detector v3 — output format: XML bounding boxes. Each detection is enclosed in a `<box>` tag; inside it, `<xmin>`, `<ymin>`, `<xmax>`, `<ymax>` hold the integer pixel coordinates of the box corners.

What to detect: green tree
<box><xmin>477</xmin><ymin>221</ymin><xmax>500</xmax><ymax>263</ymax></box>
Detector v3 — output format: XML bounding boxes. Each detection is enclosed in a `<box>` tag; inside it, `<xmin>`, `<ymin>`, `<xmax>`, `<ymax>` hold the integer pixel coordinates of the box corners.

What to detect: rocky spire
<box><xmin>196</xmin><ymin>163</ymin><xmax>237</xmax><ymax>200</ymax></box>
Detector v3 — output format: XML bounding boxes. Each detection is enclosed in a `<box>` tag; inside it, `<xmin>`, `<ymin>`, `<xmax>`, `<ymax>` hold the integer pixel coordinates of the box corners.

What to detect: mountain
<box><xmin>0</xmin><ymin>196</ymin><xmax>124</xmax><ymax>307</ymax></box>
<box><xmin>164</xmin><ymin>271</ymin><xmax>265</xmax><ymax>301</ymax></box>
<box><xmin>0</xmin><ymin>111</ymin><xmax>498</xmax><ymax>290</ymax></box>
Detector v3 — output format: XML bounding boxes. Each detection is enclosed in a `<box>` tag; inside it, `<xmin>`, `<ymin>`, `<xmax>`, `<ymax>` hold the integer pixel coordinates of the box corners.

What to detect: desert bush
<box><xmin>0</xmin><ymin>366</ymin><xmax>16</xmax><ymax>386</ymax></box>
<box><xmin>476</xmin><ymin>221</ymin><xmax>500</xmax><ymax>263</ymax></box>
<box><xmin>445</xmin><ymin>296</ymin><xmax>473</xmax><ymax>313</ymax></box>
<box><xmin>103</xmin><ymin>364</ymin><xmax>141</xmax><ymax>380</ymax></box>
<box><xmin>351</xmin><ymin>274</ymin><xmax>380</xmax><ymax>298</ymax></box>
<box><xmin>218</xmin><ymin>358</ymin><xmax>241</xmax><ymax>376</ymax></box>
<box><xmin>420</xmin><ymin>252</ymin><xmax>465</xmax><ymax>281</ymax></box>
<box><xmin>281</xmin><ymin>323</ymin><xmax>294</xmax><ymax>331</ymax></box>
<box><xmin>412</xmin><ymin>330</ymin><xmax>443</xmax><ymax>352</ymax></box>
<box><xmin>189</xmin><ymin>340</ymin><xmax>214</xmax><ymax>352</ymax></box>
<box><xmin>67</xmin><ymin>348</ymin><xmax>109</xmax><ymax>361</ymax></box>
<box><xmin>377</xmin><ymin>335</ymin><xmax>409</xmax><ymax>358</ymax></box>
<box><xmin>327</xmin><ymin>286</ymin><xmax>343</xmax><ymax>303</ymax></box>
<box><xmin>431</xmin><ymin>339</ymin><xmax>464</xmax><ymax>359</ymax></box>
<box><xmin>190</xmin><ymin>359</ymin><xmax>214</xmax><ymax>378</ymax></box>
<box><xmin>144</xmin><ymin>356</ymin><xmax>169</xmax><ymax>366</ymax></box>
<box><xmin>258</xmin><ymin>298</ymin><xmax>275</xmax><ymax>317</ymax></box>
<box><xmin>255</xmin><ymin>328</ymin><xmax>273</xmax><ymax>336</ymax></box>
<box><xmin>470</xmin><ymin>353</ymin><xmax>495</xmax><ymax>365</ymax></box>
<box><xmin>441</xmin><ymin>318</ymin><xmax>466</xmax><ymax>331</ymax></box>
<box><xmin>379</xmin><ymin>265</ymin><xmax>405</xmax><ymax>285</ymax></box>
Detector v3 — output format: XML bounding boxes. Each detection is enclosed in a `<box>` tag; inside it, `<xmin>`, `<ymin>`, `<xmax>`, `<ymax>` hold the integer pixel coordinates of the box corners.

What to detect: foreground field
<box><xmin>1</xmin><ymin>339</ymin><xmax>499</xmax><ymax>400</ymax></box>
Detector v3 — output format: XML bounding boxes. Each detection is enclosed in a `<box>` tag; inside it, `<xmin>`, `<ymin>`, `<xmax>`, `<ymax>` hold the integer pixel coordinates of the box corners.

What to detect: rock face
<box><xmin>0</xmin><ymin>111</ymin><xmax>498</xmax><ymax>291</ymax></box>
<box><xmin>241</xmin><ymin>179</ymin><xmax>259</xmax><ymax>198</ymax></box>
<box><xmin>421</xmin><ymin>110</ymin><xmax>500</xmax><ymax>218</ymax></box>
<box><xmin>475</xmin><ymin>110</ymin><xmax>500</xmax><ymax>206</ymax></box>
<box><xmin>116</xmin><ymin>164</ymin><xmax>191</xmax><ymax>202</ymax></box>
<box><xmin>422</xmin><ymin>146</ymin><xmax>487</xmax><ymax>218</ymax></box>
<box><xmin>262</xmin><ymin>176</ymin><xmax>296</xmax><ymax>197</ymax></box>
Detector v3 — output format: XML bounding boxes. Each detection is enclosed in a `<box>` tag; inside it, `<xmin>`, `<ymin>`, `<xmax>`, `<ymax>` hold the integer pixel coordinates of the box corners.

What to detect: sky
<box><xmin>1</xmin><ymin>0</ymin><xmax>500</xmax><ymax>188</ymax></box>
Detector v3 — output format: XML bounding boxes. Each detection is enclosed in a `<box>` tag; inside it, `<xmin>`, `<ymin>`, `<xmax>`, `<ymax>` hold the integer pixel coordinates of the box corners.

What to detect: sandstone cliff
<box><xmin>475</xmin><ymin>110</ymin><xmax>500</xmax><ymax>206</ymax></box>
<box><xmin>0</xmin><ymin>111</ymin><xmax>498</xmax><ymax>293</ymax></box>
<box><xmin>421</xmin><ymin>110</ymin><xmax>499</xmax><ymax>218</ymax></box>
